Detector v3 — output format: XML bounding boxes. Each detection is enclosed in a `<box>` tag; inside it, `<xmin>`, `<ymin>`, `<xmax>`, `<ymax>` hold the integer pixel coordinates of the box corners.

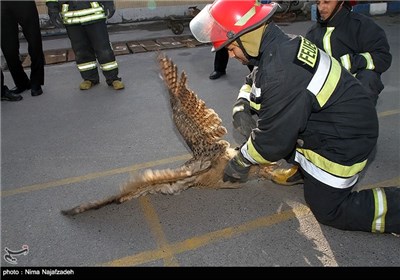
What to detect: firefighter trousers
<box><xmin>65</xmin><ymin>21</ymin><xmax>120</xmax><ymax>85</ymax></box>
<box><xmin>1</xmin><ymin>1</ymin><xmax>45</xmax><ymax>89</ymax></box>
<box><xmin>302</xmin><ymin>168</ymin><xmax>400</xmax><ymax>234</ymax></box>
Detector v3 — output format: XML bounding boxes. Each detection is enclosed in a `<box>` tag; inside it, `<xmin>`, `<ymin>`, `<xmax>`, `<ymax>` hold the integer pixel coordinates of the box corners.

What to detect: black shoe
<box><xmin>209</xmin><ymin>71</ymin><xmax>226</xmax><ymax>80</ymax></box>
<box><xmin>1</xmin><ymin>87</ymin><xmax>23</xmax><ymax>102</ymax></box>
<box><xmin>10</xmin><ymin>84</ymin><xmax>30</xmax><ymax>94</ymax></box>
<box><xmin>31</xmin><ymin>85</ymin><xmax>43</xmax><ymax>96</ymax></box>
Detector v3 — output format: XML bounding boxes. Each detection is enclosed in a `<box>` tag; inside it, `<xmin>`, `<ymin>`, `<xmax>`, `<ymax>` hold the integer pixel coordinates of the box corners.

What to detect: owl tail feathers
<box><xmin>60</xmin><ymin>165</ymin><xmax>204</xmax><ymax>216</ymax></box>
<box><xmin>60</xmin><ymin>194</ymin><xmax>121</xmax><ymax>216</ymax></box>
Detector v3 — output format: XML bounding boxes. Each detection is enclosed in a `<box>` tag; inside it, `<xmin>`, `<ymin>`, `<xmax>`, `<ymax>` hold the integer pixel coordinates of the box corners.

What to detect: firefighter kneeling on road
<box><xmin>46</xmin><ymin>0</ymin><xmax>124</xmax><ymax>91</ymax></box>
<box><xmin>190</xmin><ymin>0</ymin><xmax>400</xmax><ymax>234</ymax></box>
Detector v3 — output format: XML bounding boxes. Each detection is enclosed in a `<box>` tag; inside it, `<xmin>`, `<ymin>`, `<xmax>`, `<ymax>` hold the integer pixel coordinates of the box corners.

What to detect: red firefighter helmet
<box><xmin>190</xmin><ymin>0</ymin><xmax>278</xmax><ymax>51</ymax></box>
<box><xmin>344</xmin><ymin>0</ymin><xmax>358</xmax><ymax>7</ymax></box>
<box><xmin>349</xmin><ymin>0</ymin><xmax>357</xmax><ymax>6</ymax></box>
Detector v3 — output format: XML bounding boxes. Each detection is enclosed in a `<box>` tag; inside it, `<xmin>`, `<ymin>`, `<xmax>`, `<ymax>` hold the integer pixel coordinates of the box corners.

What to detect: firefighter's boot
<box><xmin>80</xmin><ymin>80</ymin><xmax>99</xmax><ymax>90</ymax></box>
<box><xmin>267</xmin><ymin>165</ymin><xmax>304</xmax><ymax>186</ymax></box>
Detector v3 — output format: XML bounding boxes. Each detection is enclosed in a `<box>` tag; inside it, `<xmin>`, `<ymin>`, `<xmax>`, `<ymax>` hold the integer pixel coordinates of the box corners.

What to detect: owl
<box><xmin>61</xmin><ymin>54</ymin><xmax>279</xmax><ymax>216</ymax></box>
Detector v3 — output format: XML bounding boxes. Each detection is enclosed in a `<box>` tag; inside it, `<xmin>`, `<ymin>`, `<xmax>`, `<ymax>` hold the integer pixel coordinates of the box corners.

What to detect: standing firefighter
<box><xmin>46</xmin><ymin>0</ymin><xmax>124</xmax><ymax>90</ymax></box>
<box><xmin>190</xmin><ymin>0</ymin><xmax>399</xmax><ymax>233</ymax></box>
<box><xmin>306</xmin><ymin>0</ymin><xmax>391</xmax><ymax>106</ymax></box>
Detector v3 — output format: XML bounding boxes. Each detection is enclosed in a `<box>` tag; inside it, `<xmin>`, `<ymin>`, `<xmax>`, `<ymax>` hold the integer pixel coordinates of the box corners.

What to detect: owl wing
<box><xmin>158</xmin><ymin>54</ymin><xmax>228</xmax><ymax>159</ymax></box>
<box><xmin>61</xmin><ymin>54</ymin><xmax>233</xmax><ymax>216</ymax></box>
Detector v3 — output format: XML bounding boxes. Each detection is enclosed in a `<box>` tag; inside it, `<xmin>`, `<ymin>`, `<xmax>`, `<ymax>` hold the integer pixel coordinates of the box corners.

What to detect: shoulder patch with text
<box><xmin>295</xmin><ymin>37</ymin><xmax>318</xmax><ymax>72</ymax></box>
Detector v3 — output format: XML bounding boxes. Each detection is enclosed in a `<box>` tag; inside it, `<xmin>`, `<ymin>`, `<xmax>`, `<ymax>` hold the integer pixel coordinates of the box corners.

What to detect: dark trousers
<box><xmin>65</xmin><ymin>21</ymin><xmax>119</xmax><ymax>84</ymax></box>
<box><xmin>1</xmin><ymin>1</ymin><xmax>44</xmax><ymax>89</ymax></box>
<box><xmin>214</xmin><ymin>48</ymin><xmax>254</xmax><ymax>72</ymax></box>
<box><xmin>1</xmin><ymin>71</ymin><xmax>7</xmax><ymax>94</ymax></box>
<box><xmin>214</xmin><ymin>48</ymin><xmax>229</xmax><ymax>72</ymax></box>
<box><xmin>302</xmin><ymin>168</ymin><xmax>400</xmax><ymax>233</ymax></box>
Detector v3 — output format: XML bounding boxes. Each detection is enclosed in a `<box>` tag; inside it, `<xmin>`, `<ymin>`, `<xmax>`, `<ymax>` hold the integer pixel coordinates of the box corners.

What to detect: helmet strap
<box><xmin>236</xmin><ymin>38</ymin><xmax>253</xmax><ymax>61</ymax></box>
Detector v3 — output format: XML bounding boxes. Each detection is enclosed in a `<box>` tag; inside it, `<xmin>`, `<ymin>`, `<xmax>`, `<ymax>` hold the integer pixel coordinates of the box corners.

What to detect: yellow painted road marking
<box><xmin>1</xmin><ymin>109</ymin><xmax>398</xmax><ymax>198</ymax></box>
<box><xmin>1</xmin><ymin>109</ymin><xmax>398</xmax><ymax>267</ymax></box>
<box><xmin>103</xmin><ymin>175</ymin><xmax>399</xmax><ymax>266</ymax></box>
<box><xmin>0</xmin><ymin>154</ymin><xmax>191</xmax><ymax>198</ymax></box>
<box><xmin>139</xmin><ymin>196</ymin><xmax>179</xmax><ymax>266</ymax></box>
<box><xmin>378</xmin><ymin>109</ymin><xmax>400</xmax><ymax>118</ymax></box>
<box><xmin>103</xmin><ymin>205</ymin><xmax>312</xmax><ymax>266</ymax></box>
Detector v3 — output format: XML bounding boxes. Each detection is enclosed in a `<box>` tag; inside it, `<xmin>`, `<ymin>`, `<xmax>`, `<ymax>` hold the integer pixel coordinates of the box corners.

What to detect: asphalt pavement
<box><xmin>1</xmin><ymin>16</ymin><xmax>399</xmax><ymax>269</ymax></box>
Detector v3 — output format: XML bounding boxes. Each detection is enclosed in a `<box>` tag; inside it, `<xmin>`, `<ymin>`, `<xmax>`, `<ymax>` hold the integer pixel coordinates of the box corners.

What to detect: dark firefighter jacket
<box><xmin>305</xmin><ymin>6</ymin><xmax>391</xmax><ymax>76</ymax></box>
<box><xmin>46</xmin><ymin>0</ymin><xmax>112</xmax><ymax>25</ymax></box>
<box><xmin>240</xmin><ymin>22</ymin><xmax>378</xmax><ymax>188</ymax></box>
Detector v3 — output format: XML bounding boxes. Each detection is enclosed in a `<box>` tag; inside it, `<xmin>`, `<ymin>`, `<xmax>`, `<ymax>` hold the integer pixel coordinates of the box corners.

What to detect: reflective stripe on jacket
<box><xmin>61</xmin><ymin>2</ymin><xmax>106</xmax><ymax>25</ymax></box>
<box><xmin>240</xmin><ymin>23</ymin><xmax>378</xmax><ymax>189</ymax></box>
<box><xmin>46</xmin><ymin>1</ymin><xmax>106</xmax><ymax>25</ymax></box>
<box><xmin>305</xmin><ymin>6</ymin><xmax>391</xmax><ymax>75</ymax></box>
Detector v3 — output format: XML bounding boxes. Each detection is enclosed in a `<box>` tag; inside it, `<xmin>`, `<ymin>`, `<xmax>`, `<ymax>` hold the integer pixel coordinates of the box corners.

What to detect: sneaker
<box><xmin>111</xmin><ymin>80</ymin><xmax>124</xmax><ymax>90</ymax></box>
<box><xmin>79</xmin><ymin>80</ymin><xmax>98</xmax><ymax>90</ymax></box>
<box><xmin>264</xmin><ymin>165</ymin><xmax>304</xmax><ymax>186</ymax></box>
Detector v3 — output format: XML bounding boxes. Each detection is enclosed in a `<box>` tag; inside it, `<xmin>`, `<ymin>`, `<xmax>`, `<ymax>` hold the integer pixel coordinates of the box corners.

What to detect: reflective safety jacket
<box><xmin>305</xmin><ymin>6</ymin><xmax>391</xmax><ymax>75</ymax></box>
<box><xmin>239</xmin><ymin>22</ymin><xmax>378</xmax><ymax>189</ymax></box>
<box><xmin>46</xmin><ymin>0</ymin><xmax>109</xmax><ymax>25</ymax></box>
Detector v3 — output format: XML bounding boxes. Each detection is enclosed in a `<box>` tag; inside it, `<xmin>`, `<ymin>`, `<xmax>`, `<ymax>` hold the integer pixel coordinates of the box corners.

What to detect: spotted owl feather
<box><xmin>158</xmin><ymin>54</ymin><xmax>228</xmax><ymax>159</ymax></box>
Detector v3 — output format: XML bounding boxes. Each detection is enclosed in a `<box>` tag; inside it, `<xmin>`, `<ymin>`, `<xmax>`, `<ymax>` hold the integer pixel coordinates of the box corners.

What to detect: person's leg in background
<box><xmin>65</xmin><ymin>24</ymin><xmax>100</xmax><ymax>90</ymax></box>
<box><xmin>1</xmin><ymin>70</ymin><xmax>23</xmax><ymax>102</ymax></box>
<box><xmin>209</xmin><ymin>48</ymin><xmax>229</xmax><ymax>80</ymax></box>
<box><xmin>1</xmin><ymin>1</ymin><xmax>31</xmax><ymax>94</ymax></box>
<box><xmin>86</xmin><ymin>21</ymin><xmax>124</xmax><ymax>90</ymax></box>
<box><xmin>17</xmin><ymin>1</ymin><xmax>45</xmax><ymax>96</ymax></box>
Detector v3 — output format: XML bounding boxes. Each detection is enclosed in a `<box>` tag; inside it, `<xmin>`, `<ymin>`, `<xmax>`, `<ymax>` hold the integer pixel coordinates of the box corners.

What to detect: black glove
<box><xmin>49</xmin><ymin>12</ymin><xmax>63</xmax><ymax>28</ymax></box>
<box><xmin>101</xmin><ymin>1</ymin><xmax>116</xmax><ymax>19</ymax></box>
<box><xmin>350</xmin><ymin>53</ymin><xmax>369</xmax><ymax>74</ymax></box>
<box><xmin>47</xmin><ymin>2</ymin><xmax>63</xmax><ymax>28</ymax></box>
<box><xmin>223</xmin><ymin>152</ymin><xmax>252</xmax><ymax>183</ymax></box>
<box><xmin>232</xmin><ymin>98</ymin><xmax>256</xmax><ymax>138</ymax></box>
<box><xmin>340</xmin><ymin>53</ymin><xmax>369</xmax><ymax>74</ymax></box>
